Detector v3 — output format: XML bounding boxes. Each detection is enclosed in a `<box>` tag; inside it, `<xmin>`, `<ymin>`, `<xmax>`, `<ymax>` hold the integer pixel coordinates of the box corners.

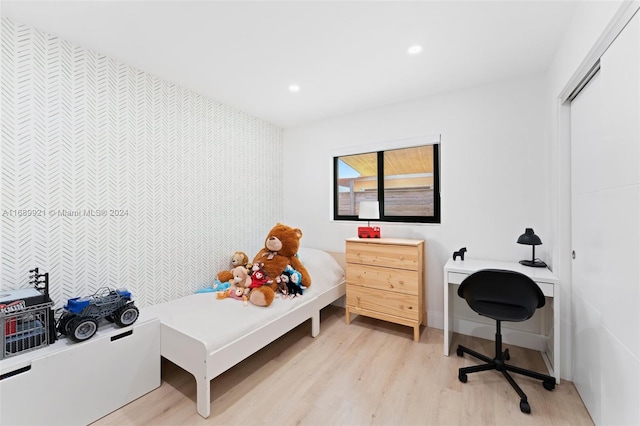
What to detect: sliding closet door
<box><xmin>570</xmin><ymin>12</ymin><xmax>639</xmax><ymax>425</ymax></box>
<box><xmin>570</xmin><ymin>68</ymin><xmax>603</xmax><ymax>424</ymax></box>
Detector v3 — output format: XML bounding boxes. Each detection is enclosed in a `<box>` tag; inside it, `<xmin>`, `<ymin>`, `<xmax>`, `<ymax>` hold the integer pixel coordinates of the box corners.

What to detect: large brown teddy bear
<box><xmin>248</xmin><ymin>223</ymin><xmax>311</xmax><ymax>307</ymax></box>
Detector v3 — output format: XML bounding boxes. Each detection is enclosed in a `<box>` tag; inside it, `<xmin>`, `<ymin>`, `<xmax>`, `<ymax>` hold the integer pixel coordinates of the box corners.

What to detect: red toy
<box><xmin>358</xmin><ymin>226</ymin><xmax>381</xmax><ymax>238</ymax></box>
<box><xmin>250</xmin><ymin>269</ymin><xmax>271</xmax><ymax>288</ymax></box>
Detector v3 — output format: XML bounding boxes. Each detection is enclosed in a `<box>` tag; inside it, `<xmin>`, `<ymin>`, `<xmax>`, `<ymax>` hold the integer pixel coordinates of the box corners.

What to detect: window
<box><xmin>333</xmin><ymin>143</ymin><xmax>440</xmax><ymax>224</ymax></box>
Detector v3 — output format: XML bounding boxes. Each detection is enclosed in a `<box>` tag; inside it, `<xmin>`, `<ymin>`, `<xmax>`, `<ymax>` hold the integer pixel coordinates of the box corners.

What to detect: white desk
<box><xmin>444</xmin><ymin>258</ymin><xmax>560</xmax><ymax>381</ymax></box>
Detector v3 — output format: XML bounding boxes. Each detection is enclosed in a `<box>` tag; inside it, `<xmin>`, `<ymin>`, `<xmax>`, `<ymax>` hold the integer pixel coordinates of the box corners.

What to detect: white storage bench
<box><xmin>0</xmin><ymin>312</ymin><xmax>160</xmax><ymax>425</ymax></box>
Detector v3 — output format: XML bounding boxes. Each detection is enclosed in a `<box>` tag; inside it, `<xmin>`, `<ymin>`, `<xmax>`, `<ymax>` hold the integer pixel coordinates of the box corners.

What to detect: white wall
<box><xmin>284</xmin><ymin>2</ymin><xmax>635</xmax><ymax>392</ymax></box>
<box><xmin>546</xmin><ymin>0</ymin><xmax>639</xmax><ymax>421</ymax></box>
<box><xmin>0</xmin><ymin>18</ymin><xmax>283</xmax><ymax>308</ymax></box>
<box><xmin>283</xmin><ymin>74</ymin><xmax>550</xmax><ymax>330</ymax></box>
<box><xmin>545</xmin><ymin>0</ymin><xmax>628</xmax><ymax>384</ymax></box>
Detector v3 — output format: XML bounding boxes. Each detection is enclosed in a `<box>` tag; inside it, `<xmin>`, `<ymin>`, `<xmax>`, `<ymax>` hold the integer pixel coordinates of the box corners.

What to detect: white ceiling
<box><xmin>1</xmin><ymin>0</ymin><xmax>581</xmax><ymax>128</ymax></box>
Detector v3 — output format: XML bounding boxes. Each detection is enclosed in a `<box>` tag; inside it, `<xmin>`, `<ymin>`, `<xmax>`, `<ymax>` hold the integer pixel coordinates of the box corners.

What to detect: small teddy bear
<box><xmin>217</xmin><ymin>265</ymin><xmax>251</xmax><ymax>306</ymax></box>
<box><xmin>216</xmin><ymin>251</ymin><xmax>250</xmax><ymax>283</ymax></box>
<box><xmin>229</xmin><ymin>265</ymin><xmax>252</xmax><ymax>289</ymax></box>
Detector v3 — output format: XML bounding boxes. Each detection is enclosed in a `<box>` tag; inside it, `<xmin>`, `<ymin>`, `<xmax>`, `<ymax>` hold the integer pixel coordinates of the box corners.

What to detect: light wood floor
<box><xmin>93</xmin><ymin>305</ymin><xmax>593</xmax><ymax>426</ymax></box>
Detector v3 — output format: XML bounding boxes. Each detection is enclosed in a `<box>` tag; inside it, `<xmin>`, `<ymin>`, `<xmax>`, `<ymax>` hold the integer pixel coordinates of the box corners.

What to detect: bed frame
<box><xmin>154</xmin><ymin>251</ymin><xmax>345</xmax><ymax>418</ymax></box>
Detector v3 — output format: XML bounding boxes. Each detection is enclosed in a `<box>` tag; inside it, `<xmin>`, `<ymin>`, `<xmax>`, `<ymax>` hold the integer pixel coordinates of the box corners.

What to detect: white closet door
<box><xmin>570</xmin><ymin>12</ymin><xmax>640</xmax><ymax>426</ymax></box>
<box><xmin>570</xmin><ymin>68</ymin><xmax>604</xmax><ymax>424</ymax></box>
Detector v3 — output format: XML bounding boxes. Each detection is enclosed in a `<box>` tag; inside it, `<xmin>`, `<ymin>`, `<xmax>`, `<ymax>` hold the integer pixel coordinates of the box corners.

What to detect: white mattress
<box><xmin>149</xmin><ymin>247</ymin><xmax>345</xmax><ymax>353</ymax></box>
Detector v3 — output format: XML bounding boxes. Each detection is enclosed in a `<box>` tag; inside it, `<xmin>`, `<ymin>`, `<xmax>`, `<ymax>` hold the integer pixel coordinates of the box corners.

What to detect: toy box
<box><xmin>0</xmin><ymin>289</ymin><xmax>55</xmax><ymax>359</ymax></box>
<box><xmin>0</xmin><ymin>270</ymin><xmax>56</xmax><ymax>359</ymax></box>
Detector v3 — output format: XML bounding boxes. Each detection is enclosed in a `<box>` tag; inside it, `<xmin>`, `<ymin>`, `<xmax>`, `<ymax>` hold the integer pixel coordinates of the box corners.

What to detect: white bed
<box><xmin>145</xmin><ymin>247</ymin><xmax>346</xmax><ymax>418</ymax></box>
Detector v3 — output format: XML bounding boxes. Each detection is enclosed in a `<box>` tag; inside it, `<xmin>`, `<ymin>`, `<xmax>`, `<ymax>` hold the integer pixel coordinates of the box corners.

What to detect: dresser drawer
<box><xmin>346</xmin><ymin>241</ymin><xmax>420</xmax><ymax>271</ymax></box>
<box><xmin>346</xmin><ymin>284</ymin><xmax>420</xmax><ymax>320</ymax></box>
<box><xmin>346</xmin><ymin>263</ymin><xmax>419</xmax><ymax>295</ymax></box>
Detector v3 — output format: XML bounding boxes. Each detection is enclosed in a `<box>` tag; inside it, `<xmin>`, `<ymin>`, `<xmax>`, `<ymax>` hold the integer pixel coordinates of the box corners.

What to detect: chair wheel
<box><xmin>503</xmin><ymin>348</ymin><xmax>510</xmax><ymax>360</ymax></box>
<box><xmin>543</xmin><ymin>380</ymin><xmax>555</xmax><ymax>391</ymax></box>
<box><xmin>458</xmin><ymin>372</ymin><xmax>467</xmax><ymax>383</ymax></box>
<box><xmin>456</xmin><ymin>347</ymin><xmax>464</xmax><ymax>357</ymax></box>
<box><xmin>520</xmin><ymin>400</ymin><xmax>531</xmax><ymax>414</ymax></box>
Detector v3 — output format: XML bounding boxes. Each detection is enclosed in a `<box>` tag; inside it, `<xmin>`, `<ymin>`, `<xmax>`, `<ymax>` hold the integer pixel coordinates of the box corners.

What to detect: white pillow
<box><xmin>297</xmin><ymin>247</ymin><xmax>345</xmax><ymax>290</ymax></box>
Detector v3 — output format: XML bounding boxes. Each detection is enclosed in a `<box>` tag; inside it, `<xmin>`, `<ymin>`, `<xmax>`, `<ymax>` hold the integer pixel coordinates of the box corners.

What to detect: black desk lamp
<box><xmin>517</xmin><ymin>228</ymin><xmax>547</xmax><ymax>268</ymax></box>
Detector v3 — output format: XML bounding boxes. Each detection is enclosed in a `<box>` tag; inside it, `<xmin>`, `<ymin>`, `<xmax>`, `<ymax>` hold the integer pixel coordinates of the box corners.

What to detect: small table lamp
<box><xmin>358</xmin><ymin>201</ymin><xmax>380</xmax><ymax>227</ymax></box>
<box><xmin>517</xmin><ymin>228</ymin><xmax>547</xmax><ymax>268</ymax></box>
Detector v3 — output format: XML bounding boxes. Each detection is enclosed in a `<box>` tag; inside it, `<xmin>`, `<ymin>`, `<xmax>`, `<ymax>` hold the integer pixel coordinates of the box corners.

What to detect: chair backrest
<box><xmin>457</xmin><ymin>269</ymin><xmax>545</xmax><ymax>322</ymax></box>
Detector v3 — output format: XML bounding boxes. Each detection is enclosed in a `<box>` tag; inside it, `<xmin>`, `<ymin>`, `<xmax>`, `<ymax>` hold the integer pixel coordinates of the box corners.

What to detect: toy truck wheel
<box><xmin>113</xmin><ymin>304</ymin><xmax>139</xmax><ymax>327</ymax></box>
<box><xmin>67</xmin><ymin>317</ymin><xmax>98</xmax><ymax>342</ymax></box>
<box><xmin>57</xmin><ymin>312</ymin><xmax>75</xmax><ymax>335</ymax></box>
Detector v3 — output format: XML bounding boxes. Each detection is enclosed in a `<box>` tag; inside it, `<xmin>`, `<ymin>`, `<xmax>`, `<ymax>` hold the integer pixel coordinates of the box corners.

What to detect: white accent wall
<box><xmin>283</xmin><ymin>74</ymin><xmax>550</xmax><ymax>331</ymax></box>
<box><xmin>0</xmin><ymin>18</ymin><xmax>283</xmax><ymax>308</ymax></box>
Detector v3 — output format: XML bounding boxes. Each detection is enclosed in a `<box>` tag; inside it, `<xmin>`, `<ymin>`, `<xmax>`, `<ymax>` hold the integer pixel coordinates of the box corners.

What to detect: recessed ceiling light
<box><xmin>289</xmin><ymin>84</ymin><xmax>300</xmax><ymax>93</ymax></box>
<box><xmin>407</xmin><ymin>45</ymin><xmax>422</xmax><ymax>55</ymax></box>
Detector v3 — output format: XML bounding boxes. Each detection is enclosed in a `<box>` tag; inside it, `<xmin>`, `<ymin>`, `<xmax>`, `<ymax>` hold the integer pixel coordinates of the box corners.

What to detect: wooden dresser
<box><xmin>345</xmin><ymin>237</ymin><xmax>425</xmax><ymax>341</ymax></box>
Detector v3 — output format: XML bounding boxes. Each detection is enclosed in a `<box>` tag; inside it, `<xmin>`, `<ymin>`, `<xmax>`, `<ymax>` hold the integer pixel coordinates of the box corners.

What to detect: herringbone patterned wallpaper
<box><xmin>1</xmin><ymin>18</ymin><xmax>283</xmax><ymax>308</ymax></box>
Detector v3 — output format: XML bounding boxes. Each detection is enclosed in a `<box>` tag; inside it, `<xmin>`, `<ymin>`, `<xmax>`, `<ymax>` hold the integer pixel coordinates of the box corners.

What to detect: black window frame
<box><xmin>333</xmin><ymin>143</ymin><xmax>441</xmax><ymax>224</ymax></box>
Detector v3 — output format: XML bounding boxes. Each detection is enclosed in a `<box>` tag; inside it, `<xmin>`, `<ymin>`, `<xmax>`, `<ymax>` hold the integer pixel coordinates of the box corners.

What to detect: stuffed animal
<box><xmin>231</xmin><ymin>265</ymin><xmax>252</xmax><ymax>304</ymax></box>
<box><xmin>283</xmin><ymin>265</ymin><xmax>304</xmax><ymax>297</ymax></box>
<box><xmin>250</xmin><ymin>267</ymin><xmax>272</xmax><ymax>289</ymax></box>
<box><xmin>230</xmin><ymin>265</ymin><xmax>252</xmax><ymax>290</ymax></box>
<box><xmin>276</xmin><ymin>265</ymin><xmax>304</xmax><ymax>298</ymax></box>
<box><xmin>213</xmin><ymin>278</ymin><xmax>231</xmax><ymax>291</ymax></box>
<box><xmin>195</xmin><ymin>278</ymin><xmax>231</xmax><ymax>294</ymax></box>
<box><xmin>216</xmin><ymin>251</ymin><xmax>250</xmax><ymax>283</ymax></box>
<box><xmin>196</xmin><ymin>279</ymin><xmax>231</xmax><ymax>294</ymax></box>
<box><xmin>217</xmin><ymin>265</ymin><xmax>252</xmax><ymax>306</ymax></box>
<box><xmin>275</xmin><ymin>273</ymin><xmax>290</xmax><ymax>297</ymax></box>
<box><xmin>248</xmin><ymin>223</ymin><xmax>311</xmax><ymax>307</ymax></box>
<box><xmin>216</xmin><ymin>286</ymin><xmax>248</xmax><ymax>306</ymax></box>
<box><xmin>283</xmin><ymin>265</ymin><xmax>302</xmax><ymax>287</ymax></box>
<box><xmin>286</xmin><ymin>279</ymin><xmax>304</xmax><ymax>298</ymax></box>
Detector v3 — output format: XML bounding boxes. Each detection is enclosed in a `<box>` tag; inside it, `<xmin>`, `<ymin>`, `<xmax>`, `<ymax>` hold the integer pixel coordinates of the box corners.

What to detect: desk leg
<box><xmin>554</xmin><ymin>291</ymin><xmax>560</xmax><ymax>383</ymax></box>
<box><xmin>541</xmin><ymin>293</ymin><xmax>561</xmax><ymax>383</ymax></box>
<box><xmin>443</xmin><ymin>278</ymin><xmax>450</xmax><ymax>356</ymax></box>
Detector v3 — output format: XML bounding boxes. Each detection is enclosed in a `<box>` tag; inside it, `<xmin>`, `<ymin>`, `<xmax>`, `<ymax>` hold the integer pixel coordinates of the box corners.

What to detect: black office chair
<box><xmin>456</xmin><ymin>269</ymin><xmax>556</xmax><ymax>414</ymax></box>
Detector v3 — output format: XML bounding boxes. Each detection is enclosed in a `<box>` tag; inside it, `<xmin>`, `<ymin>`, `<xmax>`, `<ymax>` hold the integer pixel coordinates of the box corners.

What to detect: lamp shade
<box><xmin>358</xmin><ymin>201</ymin><xmax>380</xmax><ymax>220</ymax></box>
<box><xmin>517</xmin><ymin>228</ymin><xmax>542</xmax><ymax>246</ymax></box>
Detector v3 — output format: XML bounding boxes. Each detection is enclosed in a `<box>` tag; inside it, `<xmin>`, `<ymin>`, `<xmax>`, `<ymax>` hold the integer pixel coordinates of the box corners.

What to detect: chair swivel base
<box><xmin>456</xmin><ymin>344</ymin><xmax>556</xmax><ymax>414</ymax></box>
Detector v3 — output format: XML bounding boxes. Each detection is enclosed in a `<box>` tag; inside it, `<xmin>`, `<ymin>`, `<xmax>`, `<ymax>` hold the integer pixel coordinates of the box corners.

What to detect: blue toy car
<box><xmin>57</xmin><ymin>287</ymin><xmax>139</xmax><ymax>342</ymax></box>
